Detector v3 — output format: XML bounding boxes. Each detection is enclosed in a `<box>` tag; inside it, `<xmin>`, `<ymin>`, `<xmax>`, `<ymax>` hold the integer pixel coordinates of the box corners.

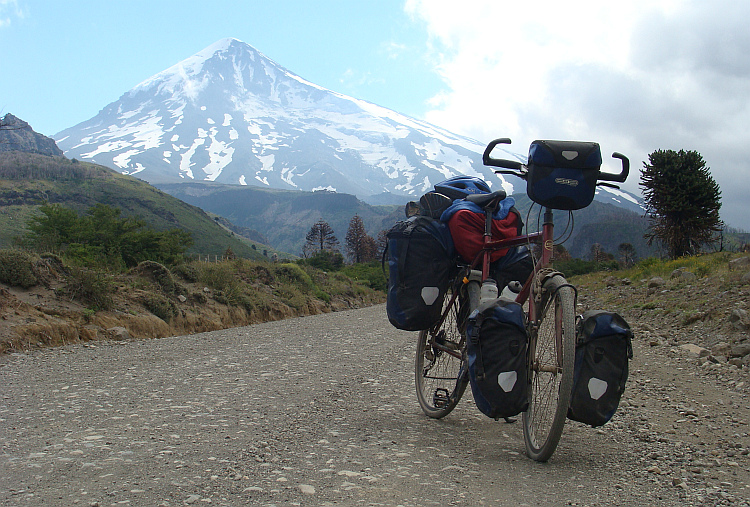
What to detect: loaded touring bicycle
<box><xmin>388</xmin><ymin>138</ymin><xmax>631</xmax><ymax>462</ymax></box>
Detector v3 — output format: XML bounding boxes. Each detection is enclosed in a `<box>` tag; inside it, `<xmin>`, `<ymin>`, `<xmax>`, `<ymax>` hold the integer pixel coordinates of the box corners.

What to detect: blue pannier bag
<box><xmin>385</xmin><ymin>216</ymin><xmax>455</xmax><ymax>331</ymax></box>
<box><xmin>466</xmin><ymin>299</ymin><xmax>529</xmax><ymax>419</ymax></box>
<box><xmin>526</xmin><ymin>140</ymin><xmax>602</xmax><ymax>210</ymax></box>
<box><xmin>568</xmin><ymin>310</ymin><xmax>633</xmax><ymax>427</ymax></box>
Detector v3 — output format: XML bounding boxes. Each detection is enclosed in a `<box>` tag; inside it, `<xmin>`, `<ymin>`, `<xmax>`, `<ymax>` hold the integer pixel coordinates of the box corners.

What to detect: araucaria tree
<box><xmin>303</xmin><ymin>220</ymin><xmax>339</xmax><ymax>257</ymax></box>
<box><xmin>345</xmin><ymin>215</ymin><xmax>377</xmax><ymax>263</ymax></box>
<box><xmin>640</xmin><ymin>149</ymin><xmax>722</xmax><ymax>259</ymax></box>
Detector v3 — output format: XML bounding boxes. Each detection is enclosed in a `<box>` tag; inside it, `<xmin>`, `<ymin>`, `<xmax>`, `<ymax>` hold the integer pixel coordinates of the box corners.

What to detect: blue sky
<box><xmin>0</xmin><ymin>1</ymin><xmax>441</xmax><ymax>136</ymax></box>
<box><xmin>2</xmin><ymin>0</ymin><xmax>749</xmax><ymax>228</ymax></box>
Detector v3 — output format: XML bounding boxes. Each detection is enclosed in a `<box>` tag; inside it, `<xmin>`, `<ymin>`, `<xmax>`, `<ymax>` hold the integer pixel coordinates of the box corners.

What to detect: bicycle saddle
<box><xmin>465</xmin><ymin>190</ymin><xmax>507</xmax><ymax>211</ymax></box>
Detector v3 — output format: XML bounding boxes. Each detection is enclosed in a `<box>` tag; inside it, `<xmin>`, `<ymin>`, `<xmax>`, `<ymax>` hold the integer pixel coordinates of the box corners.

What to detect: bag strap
<box><xmin>381</xmin><ymin>239</ymin><xmax>389</xmax><ymax>277</ymax></box>
<box><xmin>381</xmin><ymin>219</ymin><xmax>418</xmax><ymax>278</ymax></box>
<box><xmin>470</xmin><ymin>306</ymin><xmax>494</xmax><ymax>381</ymax></box>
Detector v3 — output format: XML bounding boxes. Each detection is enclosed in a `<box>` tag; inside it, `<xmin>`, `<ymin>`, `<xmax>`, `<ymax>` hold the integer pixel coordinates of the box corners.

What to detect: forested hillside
<box><xmin>0</xmin><ymin>152</ymin><xmax>274</xmax><ymax>259</ymax></box>
<box><xmin>159</xmin><ymin>182</ymin><xmax>657</xmax><ymax>260</ymax></box>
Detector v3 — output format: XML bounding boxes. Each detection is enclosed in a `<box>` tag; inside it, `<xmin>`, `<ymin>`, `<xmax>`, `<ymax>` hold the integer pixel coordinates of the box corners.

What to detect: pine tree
<box><xmin>640</xmin><ymin>149</ymin><xmax>722</xmax><ymax>258</ymax></box>
<box><xmin>345</xmin><ymin>215</ymin><xmax>377</xmax><ymax>263</ymax></box>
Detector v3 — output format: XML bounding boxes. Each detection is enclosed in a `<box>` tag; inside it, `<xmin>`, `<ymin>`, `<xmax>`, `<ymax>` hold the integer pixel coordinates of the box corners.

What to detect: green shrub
<box><xmin>341</xmin><ymin>261</ymin><xmax>387</xmax><ymax>291</ymax></box>
<box><xmin>143</xmin><ymin>294</ymin><xmax>177</xmax><ymax>322</ymax></box>
<box><xmin>0</xmin><ymin>249</ymin><xmax>38</xmax><ymax>288</ymax></box>
<box><xmin>275</xmin><ymin>263</ymin><xmax>314</xmax><ymax>289</ymax></box>
<box><xmin>135</xmin><ymin>260</ymin><xmax>178</xmax><ymax>294</ymax></box>
<box><xmin>198</xmin><ymin>262</ymin><xmax>236</xmax><ymax>291</ymax></box>
<box><xmin>213</xmin><ymin>283</ymin><xmax>246</xmax><ymax>307</ymax></box>
<box><xmin>273</xmin><ymin>285</ymin><xmax>308</xmax><ymax>310</ymax></box>
<box><xmin>556</xmin><ymin>258</ymin><xmax>620</xmax><ymax>277</ymax></box>
<box><xmin>632</xmin><ymin>257</ymin><xmax>663</xmax><ymax>278</ymax></box>
<box><xmin>314</xmin><ymin>288</ymin><xmax>331</xmax><ymax>303</ymax></box>
<box><xmin>172</xmin><ymin>262</ymin><xmax>199</xmax><ymax>283</ymax></box>
<box><xmin>64</xmin><ymin>267</ymin><xmax>114</xmax><ymax>311</ymax></box>
<box><xmin>695</xmin><ymin>264</ymin><xmax>710</xmax><ymax>278</ymax></box>
<box><xmin>298</xmin><ymin>250</ymin><xmax>344</xmax><ymax>271</ymax></box>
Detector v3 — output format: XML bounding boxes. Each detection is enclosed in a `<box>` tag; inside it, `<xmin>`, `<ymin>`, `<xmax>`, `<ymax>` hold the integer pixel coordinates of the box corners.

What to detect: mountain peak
<box><xmin>130</xmin><ymin>38</ymin><xmax>256</xmax><ymax>97</ymax></box>
<box><xmin>55</xmin><ymin>37</ymin><xmax>496</xmax><ymax>197</ymax></box>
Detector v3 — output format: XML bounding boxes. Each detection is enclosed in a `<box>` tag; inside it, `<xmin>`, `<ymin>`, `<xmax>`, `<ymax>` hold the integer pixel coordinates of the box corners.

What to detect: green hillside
<box><xmin>157</xmin><ymin>182</ymin><xmax>401</xmax><ymax>256</ymax></box>
<box><xmin>0</xmin><ymin>151</ymin><xmax>278</xmax><ymax>260</ymax></box>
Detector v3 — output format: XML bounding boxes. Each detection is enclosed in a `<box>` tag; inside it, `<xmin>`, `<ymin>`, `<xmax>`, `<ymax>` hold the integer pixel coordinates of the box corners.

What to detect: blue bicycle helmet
<box><xmin>434</xmin><ymin>175</ymin><xmax>491</xmax><ymax>200</ymax></box>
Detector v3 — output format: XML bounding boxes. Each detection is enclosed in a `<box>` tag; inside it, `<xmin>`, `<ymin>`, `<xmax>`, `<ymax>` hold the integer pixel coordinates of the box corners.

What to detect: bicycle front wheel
<box><xmin>523</xmin><ymin>274</ymin><xmax>576</xmax><ymax>462</ymax></box>
<box><xmin>415</xmin><ymin>285</ymin><xmax>469</xmax><ymax>419</ymax></box>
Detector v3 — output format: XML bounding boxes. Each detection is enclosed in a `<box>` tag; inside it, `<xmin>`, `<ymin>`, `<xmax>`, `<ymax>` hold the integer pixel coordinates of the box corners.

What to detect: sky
<box><xmin>1</xmin><ymin>0</ymin><xmax>748</xmax><ymax>229</ymax></box>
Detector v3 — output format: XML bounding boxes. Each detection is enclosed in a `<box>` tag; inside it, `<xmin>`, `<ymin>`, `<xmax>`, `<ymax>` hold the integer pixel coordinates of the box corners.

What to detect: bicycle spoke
<box><xmin>415</xmin><ymin>285</ymin><xmax>468</xmax><ymax>418</ymax></box>
<box><xmin>522</xmin><ymin>275</ymin><xmax>576</xmax><ymax>462</ymax></box>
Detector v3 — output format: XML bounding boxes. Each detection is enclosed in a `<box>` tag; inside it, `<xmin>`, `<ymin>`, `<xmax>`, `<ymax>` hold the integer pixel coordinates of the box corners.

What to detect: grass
<box><xmin>0</xmin><ymin>246</ymin><xmax>383</xmax><ymax>332</ymax></box>
<box><xmin>571</xmin><ymin>251</ymin><xmax>749</xmax><ymax>319</ymax></box>
<box><xmin>619</xmin><ymin>252</ymin><xmax>734</xmax><ymax>281</ymax></box>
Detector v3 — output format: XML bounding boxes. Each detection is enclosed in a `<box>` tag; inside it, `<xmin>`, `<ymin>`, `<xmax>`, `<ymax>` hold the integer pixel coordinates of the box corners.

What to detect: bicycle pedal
<box><xmin>433</xmin><ymin>388</ymin><xmax>450</xmax><ymax>408</ymax></box>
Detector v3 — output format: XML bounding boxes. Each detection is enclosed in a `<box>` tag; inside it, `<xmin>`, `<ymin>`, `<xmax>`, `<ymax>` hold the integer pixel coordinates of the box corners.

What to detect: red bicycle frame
<box><xmin>432</xmin><ymin>207</ymin><xmax>556</xmax><ymax>360</ymax></box>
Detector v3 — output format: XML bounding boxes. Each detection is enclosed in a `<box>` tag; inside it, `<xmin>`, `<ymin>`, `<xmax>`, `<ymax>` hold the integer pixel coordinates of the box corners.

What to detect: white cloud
<box><xmin>339</xmin><ymin>68</ymin><xmax>384</xmax><ymax>88</ymax></box>
<box><xmin>381</xmin><ymin>41</ymin><xmax>407</xmax><ymax>60</ymax></box>
<box><xmin>405</xmin><ymin>0</ymin><xmax>750</xmax><ymax>229</ymax></box>
<box><xmin>0</xmin><ymin>0</ymin><xmax>25</xmax><ymax>27</ymax></box>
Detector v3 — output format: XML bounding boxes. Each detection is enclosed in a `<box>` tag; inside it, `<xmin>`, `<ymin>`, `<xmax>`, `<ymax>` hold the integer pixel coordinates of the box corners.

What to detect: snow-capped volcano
<box><xmin>55</xmin><ymin>38</ymin><xmax>510</xmax><ymax>200</ymax></box>
<box><xmin>54</xmin><ymin>37</ymin><xmax>642</xmax><ymax>211</ymax></box>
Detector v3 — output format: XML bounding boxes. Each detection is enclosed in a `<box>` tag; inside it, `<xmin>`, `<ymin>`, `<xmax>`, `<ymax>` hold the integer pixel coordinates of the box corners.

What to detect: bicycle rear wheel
<box><xmin>523</xmin><ymin>274</ymin><xmax>576</xmax><ymax>462</ymax></box>
<box><xmin>415</xmin><ymin>285</ymin><xmax>469</xmax><ymax>418</ymax></box>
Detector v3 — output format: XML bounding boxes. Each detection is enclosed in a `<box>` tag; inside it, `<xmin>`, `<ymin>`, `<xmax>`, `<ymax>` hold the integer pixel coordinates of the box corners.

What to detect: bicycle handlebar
<box><xmin>599</xmin><ymin>152</ymin><xmax>629</xmax><ymax>183</ymax></box>
<box><xmin>482</xmin><ymin>138</ymin><xmax>630</xmax><ymax>184</ymax></box>
<box><xmin>482</xmin><ymin>138</ymin><xmax>524</xmax><ymax>170</ymax></box>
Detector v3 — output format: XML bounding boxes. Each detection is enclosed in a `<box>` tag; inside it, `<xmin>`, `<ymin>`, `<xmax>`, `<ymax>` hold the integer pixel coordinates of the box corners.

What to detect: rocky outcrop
<box><xmin>0</xmin><ymin>113</ymin><xmax>64</xmax><ymax>156</ymax></box>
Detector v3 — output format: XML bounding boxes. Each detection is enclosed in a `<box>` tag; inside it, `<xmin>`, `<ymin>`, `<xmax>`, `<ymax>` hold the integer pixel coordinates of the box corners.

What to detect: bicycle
<box><xmin>415</xmin><ymin>138</ymin><xmax>629</xmax><ymax>462</ymax></box>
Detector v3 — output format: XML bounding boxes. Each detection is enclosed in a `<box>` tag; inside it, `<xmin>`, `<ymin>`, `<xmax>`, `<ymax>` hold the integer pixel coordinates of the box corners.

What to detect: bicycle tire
<box><xmin>522</xmin><ymin>274</ymin><xmax>576</xmax><ymax>462</ymax></box>
<box><xmin>415</xmin><ymin>284</ymin><xmax>469</xmax><ymax>418</ymax></box>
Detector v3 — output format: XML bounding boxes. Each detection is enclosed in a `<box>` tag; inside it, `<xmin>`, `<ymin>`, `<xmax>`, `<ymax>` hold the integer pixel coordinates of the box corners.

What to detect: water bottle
<box><xmin>500</xmin><ymin>280</ymin><xmax>522</xmax><ymax>301</ymax></box>
<box><xmin>479</xmin><ymin>279</ymin><xmax>498</xmax><ymax>304</ymax></box>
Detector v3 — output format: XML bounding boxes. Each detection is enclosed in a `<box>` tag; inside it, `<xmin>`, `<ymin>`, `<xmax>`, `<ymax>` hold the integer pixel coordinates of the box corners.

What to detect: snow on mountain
<box><xmin>55</xmin><ymin>38</ymin><xmax>515</xmax><ymax>201</ymax></box>
<box><xmin>54</xmin><ymin>37</ymin><xmax>643</xmax><ymax>212</ymax></box>
<box><xmin>594</xmin><ymin>186</ymin><xmax>644</xmax><ymax>214</ymax></box>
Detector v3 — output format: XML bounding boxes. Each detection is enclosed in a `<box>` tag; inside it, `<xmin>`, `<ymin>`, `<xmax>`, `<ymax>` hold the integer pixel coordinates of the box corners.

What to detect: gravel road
<box><xmin>2</xmin><ymin>304</ymin><xmax>749</xmax><ymax>506</ymax></box>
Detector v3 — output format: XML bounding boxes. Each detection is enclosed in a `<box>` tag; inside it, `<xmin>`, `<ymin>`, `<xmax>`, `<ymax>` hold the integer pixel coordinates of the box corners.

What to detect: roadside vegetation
<box><xmin>0</xmin><ymin>203</ymin><xmax>386</xmax><ymax>352</ymax></box>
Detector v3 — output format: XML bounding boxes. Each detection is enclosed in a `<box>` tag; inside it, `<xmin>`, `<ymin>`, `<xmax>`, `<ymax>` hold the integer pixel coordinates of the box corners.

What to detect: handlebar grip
<box><xmin>598</xmin><ymin>152</ymin><xmax>630</xmax><ymax>183</ymax></box>
<box><xmin>483</xmin><ymin>138</ymin><xmax>524</xmax><ymax>170</ymax></box>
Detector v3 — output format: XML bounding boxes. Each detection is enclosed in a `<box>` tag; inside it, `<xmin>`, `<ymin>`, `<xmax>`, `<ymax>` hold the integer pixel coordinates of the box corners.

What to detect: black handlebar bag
<box><xmin>527</xmin><ymin>140</ymin><xmax>602</xmax><ymax>210</ymax></box>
